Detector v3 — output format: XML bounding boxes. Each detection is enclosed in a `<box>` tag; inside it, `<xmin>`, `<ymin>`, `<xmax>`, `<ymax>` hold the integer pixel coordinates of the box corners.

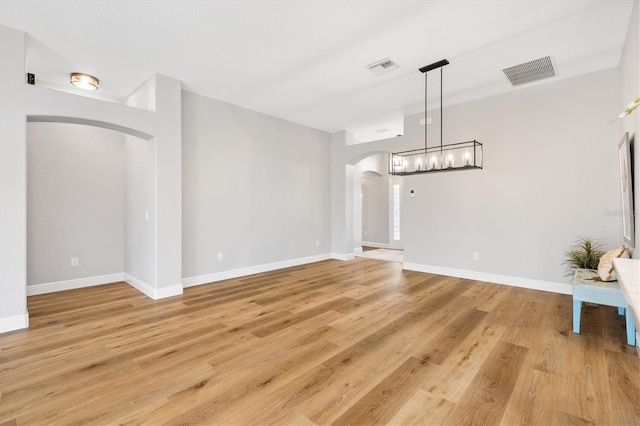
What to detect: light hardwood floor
<box><xmin>1</xmin><ymin>258</ymin><xmax>639</xmax><ymax>425</ymax></box>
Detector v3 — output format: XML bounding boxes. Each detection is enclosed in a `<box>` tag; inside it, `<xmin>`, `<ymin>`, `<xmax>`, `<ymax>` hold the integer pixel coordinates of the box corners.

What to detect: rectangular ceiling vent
<box><xmin>502</xmin><ymin>56</ymin><xmax>555</xmax><ymax>86</ymax></box>
<box><xmin>367</xmin><ymin>58</ymin><xmax>399</xmax><ymax>76</ymax></box>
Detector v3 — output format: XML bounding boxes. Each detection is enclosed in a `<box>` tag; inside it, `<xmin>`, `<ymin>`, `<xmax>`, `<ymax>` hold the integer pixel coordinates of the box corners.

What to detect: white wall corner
<box><xmin>354</xmin><ymin>247</ymin><xmax>363</xmax><ymax>254</ymax></box>
<box><xmin>125</xmin><ymin>274</ymin><xmax>183</xmax><ymax>300</ymax></box>
<box><xmin>155</xmin><ymin>284</ymin><xmax>183</xmax><ymax>299</ymax></box>
<box><xmin>330</xmin><ymin>252</ymin><xmax>356</xmax><ymax>261</ymax></box>
<box><xmin>182</xmin><ymin>254</ymin><xmax>331</xmax><ymax>288</ymax></box>
<box><xmin>403</xmin><ymin>263</ymin><xmax>572</xmax><ymax>295</ymax></box>
<box><xmin>27</xmin><ymin>273</ymin><xmax>126</xmax><ymax>296</ymax></box>
<box><xmin>0</xmin><ymin>313</ymin><xmax>29</xmax><ymax>333</ymax></box>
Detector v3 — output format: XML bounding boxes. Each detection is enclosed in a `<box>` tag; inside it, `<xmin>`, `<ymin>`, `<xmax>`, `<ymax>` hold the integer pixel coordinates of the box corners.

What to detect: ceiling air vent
<box><xmin>502</xmin><ymin>56</ymin><xmax>555</xmax><ymax>86</ymax></box>
<box><xmin>367</xmin><ymin>58</ymin><xmax>399</xmax><ymax>76</ymax></box>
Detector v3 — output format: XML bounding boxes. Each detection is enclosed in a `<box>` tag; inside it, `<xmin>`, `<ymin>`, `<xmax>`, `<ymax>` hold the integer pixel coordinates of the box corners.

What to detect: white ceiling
<box><xmin>0</xmin><ymin>0</ymin><xmax>634</xmax><ymax>141</ymax></box>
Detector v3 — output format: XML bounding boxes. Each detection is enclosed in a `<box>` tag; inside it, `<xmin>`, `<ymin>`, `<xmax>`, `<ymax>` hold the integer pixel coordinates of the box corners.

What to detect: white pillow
<box><xmin>597</xmin><ymin>247</ymin><xmax>630</xmax><ymax>281</ymax></box>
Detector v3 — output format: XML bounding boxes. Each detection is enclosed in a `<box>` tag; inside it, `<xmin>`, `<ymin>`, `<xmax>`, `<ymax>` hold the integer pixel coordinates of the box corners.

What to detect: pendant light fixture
<box><xmin>389</xmin><ymin>59</ymin><xmax>482</xmax><ymax>175</ymax></box>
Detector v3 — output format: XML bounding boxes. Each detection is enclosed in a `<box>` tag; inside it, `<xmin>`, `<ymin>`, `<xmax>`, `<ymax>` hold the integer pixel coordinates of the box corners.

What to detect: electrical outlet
<box><xmin>473</xmin><ymin>252</ymin><xmax>480</xmax><ymax>261</ymax></box>
<box><xmin>315</xmin><ymin>240</ymin><xmax>320</xmax><ymax>247</ymax></box>
<box><xmin>70</xmin><ymin>257</ymin><xmax>79</xmax><ymax>267</ymax></box>
<box><xmin>217</xmin><ymin>252</ymin><xmax>223</xmax><ymax>261</ymax></box>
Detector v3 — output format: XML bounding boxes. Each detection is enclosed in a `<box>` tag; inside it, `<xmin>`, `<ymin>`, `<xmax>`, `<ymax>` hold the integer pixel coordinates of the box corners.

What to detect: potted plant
<box><xmin>563</xmin><ymin>237</ymin><xmax>604</xmax><ymax>276</ymax></box>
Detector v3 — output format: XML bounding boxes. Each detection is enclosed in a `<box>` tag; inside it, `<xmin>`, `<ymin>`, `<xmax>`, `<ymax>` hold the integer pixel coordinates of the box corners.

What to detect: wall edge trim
<box><xmin>27</xmin><ymin>272</ymin><xmax>126</xmax><ymax>296</ymax></box>
<box><xmin>124</xmin><ymin>273</ymin><xmax>183</xmax><ymax>300</ymax></box>
<box><xmin>0</xmin><ymin>314</ymin><xmax>29</xmax><ymax>333</ymax></box>
<box><xmin>361</xmin><ymin>241</ymin><xmax>392</xmax><ymax>249</ymax></box>
<box><xmin>182</xmin><ymin>253</ymin><xmax>332</xmax><ymax>288</ymax></box>
<box><xmin>330</xmin><ymin>252</ymin><xmax>355</xmax><ymax>261</ymax></box>
<box><xmin>403</xmin><ymin>262</ymin><xmax>572</xmax><ymax>294</ymax></box>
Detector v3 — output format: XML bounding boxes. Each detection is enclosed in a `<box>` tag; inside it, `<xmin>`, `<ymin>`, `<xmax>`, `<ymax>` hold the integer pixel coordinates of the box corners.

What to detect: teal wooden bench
<box><xmin>572</xmin><ymin>268</ymin><xmax>636</xmax><ymax>346</ymax></box>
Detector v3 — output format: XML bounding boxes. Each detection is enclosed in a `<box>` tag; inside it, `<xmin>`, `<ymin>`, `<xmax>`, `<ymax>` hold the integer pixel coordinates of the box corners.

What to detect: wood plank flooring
<box><xmin>1</xmin><ymin>258</ymin><xmax>639</xmax><ymax>425</ymax></box>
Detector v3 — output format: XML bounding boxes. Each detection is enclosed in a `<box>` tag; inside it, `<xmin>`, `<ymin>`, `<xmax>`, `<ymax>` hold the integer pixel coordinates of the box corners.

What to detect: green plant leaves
<box><xmin>563</xmin><ymin>237</ymin><xmax>604</xmax><ymax>275</ymax></box>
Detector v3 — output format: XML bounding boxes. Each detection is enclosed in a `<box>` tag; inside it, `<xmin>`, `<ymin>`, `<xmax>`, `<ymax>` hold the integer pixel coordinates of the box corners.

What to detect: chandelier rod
<box><xmin>424</xmin><ymin>70</ymin><xmax>428</xmax><ymax>151</ymax></box>
<box><xmin>440</xmin><ymin>66</ymin><xmax>443</xmax><ymax>154</ymax></box>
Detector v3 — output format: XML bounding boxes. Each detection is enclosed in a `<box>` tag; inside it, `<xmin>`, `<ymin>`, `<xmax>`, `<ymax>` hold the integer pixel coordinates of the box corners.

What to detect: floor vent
<box><xmin>367</xmin><ymin>58</ymin><xmax>399</xmax><ymax>76</ymax></box>
<box><xmin>502</xmin><ymin>56</ymin><xmax>555</xmax><ymax>86</ymax></box>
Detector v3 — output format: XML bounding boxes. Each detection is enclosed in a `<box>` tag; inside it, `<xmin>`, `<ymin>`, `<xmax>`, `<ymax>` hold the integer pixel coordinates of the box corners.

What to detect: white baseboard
<box><xmin>27</xmin><ymin>273</ymin><xmax>125</xmax><ymax>296</ymax></box>
<box><xmin>182</xmin><ymin>253</ymin><xmax>331</xmax><ymax>288</ymax></box>
<box><xmin>330</xmin><ymin>252</ymin><xmax>355</xmax><ymax>261</ymax></box>
<box><xmin>124</xmin><ymin>274</ymin><xmax>183</xmax><ymax>300</ymax></box>
<box><xmin>0</xmin><ymin>313</ymin><xmax>29</xmax><ymax>333</ymax></box>
<box><xmin>354</xmin><ymin>247</ymin><xmax>363</xmax><ymax>254</ymax></box>
<box><xmin>403</xmin><ymin>263</ymin><xmax>572</xmax><ymax>295</ymax></box>
<box><xmin>26</xmin><ymin>272</ymin><xmax>183</xmax><ymax>301</ymax></box>
<box><xmin>156</xmin><ymin>284</ymin><xmax>184</xmax><ymax>299</ymax></box>
<box><xmin>361</xmin><ymin>241</ymin><xmax>392</xmax><ymax>249</ymax></box>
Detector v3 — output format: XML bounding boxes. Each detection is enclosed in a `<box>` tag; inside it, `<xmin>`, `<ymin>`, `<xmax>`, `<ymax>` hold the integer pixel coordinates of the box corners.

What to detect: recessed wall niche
<box><xmin>27</xmin><ymin>121</ymin><xmax>154</xmax><ymax>292</ymax></box>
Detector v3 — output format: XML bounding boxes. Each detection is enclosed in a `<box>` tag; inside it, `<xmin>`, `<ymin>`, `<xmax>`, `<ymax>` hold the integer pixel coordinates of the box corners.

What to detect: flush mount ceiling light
<box><xmin>389</xmin><ymin>59</ymin><xmax>483</xmax><ymax>175</ymax></box>
<box><xmin>70</xmin><ymin>72</ymin><xmax>99</xmax><ymax>90</ymax></box>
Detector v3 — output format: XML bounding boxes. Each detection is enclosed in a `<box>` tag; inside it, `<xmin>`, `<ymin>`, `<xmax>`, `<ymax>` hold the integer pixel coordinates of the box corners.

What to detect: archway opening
<box><xmin>26</xmin><ymin>117</ymin><xmax>155</xmax><ymax>298</ymax></box>
<box><xmin>351</xmin><ymin>152</ymin><xmax>403</xmax><ymax>263</ymax></box>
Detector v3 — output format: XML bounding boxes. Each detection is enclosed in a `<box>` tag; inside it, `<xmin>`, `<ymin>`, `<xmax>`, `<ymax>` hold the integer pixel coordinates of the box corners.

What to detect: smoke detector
<box><xmin>502</xmin><ymin>56</ymin><xmax>555</xmax><ymax>86</ymax></box>
<box><xmin>367</xmin><ymin>58</ymin><xmax>399</xmax><ymax>76</ymax></box>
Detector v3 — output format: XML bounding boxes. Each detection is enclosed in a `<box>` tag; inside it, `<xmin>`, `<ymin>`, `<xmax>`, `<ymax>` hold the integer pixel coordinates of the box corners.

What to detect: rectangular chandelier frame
<box><xmin>389</xmin><ymin>140</ymin><xmax>483</xmax><ymax>175</ymax></box>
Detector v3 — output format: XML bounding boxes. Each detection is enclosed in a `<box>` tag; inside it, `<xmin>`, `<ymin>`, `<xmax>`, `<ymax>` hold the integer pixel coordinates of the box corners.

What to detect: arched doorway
<box><xmin>351</xmin><ymin>152</ymin><xmax>403</xmax><ymax>263</ymax></box>
<box><xmin>26</xmin><ymin>117</ymin><xmax>155</xmax><ymax>296</ymax></box>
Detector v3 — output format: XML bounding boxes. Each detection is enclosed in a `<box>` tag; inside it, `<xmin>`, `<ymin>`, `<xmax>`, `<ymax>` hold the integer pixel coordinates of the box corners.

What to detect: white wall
<box><xmin>361</xmin><ymin>171</ymin><xmax>390</xmax><ymax>245</ymax></box>
<box><xmin>619</xmin><ymin>0</ymin><xmax>640</xmax><ymax>259</ymax></box>
<box><xmin>403</xmin><ymin>68</ymin><xmax>619</xmax><ymax>284</ymax></box>
<box><xmin>332</xmin><ymin>68</ymin><xmax>620</xmax><ymax>291</ymax></box>
<box><xmin>27</xmin><ymin>123</ymin><xmax>125</xmax><ymax>285</ymax></box>
<box><xmin>124</xmin><ymin>135</ymin><xmax>155</xmax><ymax>285</ymax></box>
<box><xmin>0</xmin><ymin>25</ymin><xmax>29</xmax><ymax>331</ymax></box>
<box><xmin>181</xmin><ymin>91</ymin><xmax>331</xmax><ymax>282</ymax></box>
<box><xmin>0</xmin><ymin>24</ymin><xmax>183</xmax><ymax>332</ymax></box>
